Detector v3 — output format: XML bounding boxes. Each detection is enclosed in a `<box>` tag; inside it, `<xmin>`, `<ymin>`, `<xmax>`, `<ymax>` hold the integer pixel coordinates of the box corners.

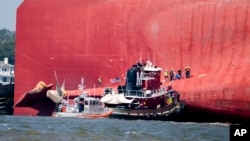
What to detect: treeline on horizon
<box><xmin>0</xmin><ymin>28</ymin><xmax>15</xmax><ymax>65</ymax></box>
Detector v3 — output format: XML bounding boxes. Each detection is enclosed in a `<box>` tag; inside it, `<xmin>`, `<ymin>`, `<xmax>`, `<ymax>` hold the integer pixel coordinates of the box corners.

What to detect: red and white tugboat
<box><xmin>101</xmin><ymin>59</ymin><xmax>182</xmax><ymax>119</ymax></box>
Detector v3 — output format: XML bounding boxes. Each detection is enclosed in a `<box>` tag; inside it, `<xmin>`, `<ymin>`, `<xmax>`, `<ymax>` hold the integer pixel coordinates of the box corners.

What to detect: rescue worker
<box><xmin>78</xmin><ymin>97</ymin><xmax>84</xmax><ymax>112</ymax></box>
<box><xmin>175</xmin><ymin>72</ymin><xmax>181</xmax><ymax>80</ymax></box>
<box><xmin>184</xmin><ymin>67</ymin><xmax>187</xmax><ymax>77</ymax></box>
<box><xmin>185</xmin><ymin>66</ymin><xmax>191</xmax><ymax>78</ymax></box>
<box><xmin>98</xmin><ymin>76</ymin><xmax>102</xmax><ymax>87</ymax></box>
<box><xmin>164</xmin><ymin>69</ymin><xmax>169</xmax><ymax>82</ymax></box>
<box><xmin>177</xmin><ymin>69</ymin><xmax>183</xmax><ymax>79</ymax></box>
<box><xmin>169</xmin><ymin>69</ymin><xmax>174</xmax><ymax>81</ymax></box>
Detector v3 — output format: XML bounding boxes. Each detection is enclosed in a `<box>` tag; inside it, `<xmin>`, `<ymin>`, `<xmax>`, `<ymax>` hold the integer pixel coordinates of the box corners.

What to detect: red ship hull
<box><xmin>15</xmin><ymin>0</ymin><xmax>250</xmax><ymax>122</ymax></box>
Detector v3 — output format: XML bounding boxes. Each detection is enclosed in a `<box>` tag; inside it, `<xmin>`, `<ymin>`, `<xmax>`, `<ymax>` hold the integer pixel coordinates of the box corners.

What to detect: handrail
<box><xmin>124</xmin><ymin>87</ymin><xmax>167</xmax><ymax>97</ymax></box>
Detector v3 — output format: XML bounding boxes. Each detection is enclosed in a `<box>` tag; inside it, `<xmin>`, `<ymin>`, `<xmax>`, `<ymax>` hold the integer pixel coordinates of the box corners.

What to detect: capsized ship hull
<box><xmin>15</xmin><ymin>0</ymin><xmax>250</xmax><ymax>122</ymax></box>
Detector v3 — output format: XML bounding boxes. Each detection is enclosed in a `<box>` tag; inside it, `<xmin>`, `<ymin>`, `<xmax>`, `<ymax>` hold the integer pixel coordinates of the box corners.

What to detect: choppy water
<box><xmin>0</xmin><ymin>115</ymin><xmax>229</xmax><ymax>141</ymax></box>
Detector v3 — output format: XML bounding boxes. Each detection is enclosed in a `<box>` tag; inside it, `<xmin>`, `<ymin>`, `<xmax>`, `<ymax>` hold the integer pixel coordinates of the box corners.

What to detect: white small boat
<box><xmin>53</xmin><ymin>95</ymin><xmax>112</xmax><ymax>118</ymax></box>
<box><xmin>52</xmin><ymin>76</ymin><xmax>112</xmax><ymax>118</ymax></box>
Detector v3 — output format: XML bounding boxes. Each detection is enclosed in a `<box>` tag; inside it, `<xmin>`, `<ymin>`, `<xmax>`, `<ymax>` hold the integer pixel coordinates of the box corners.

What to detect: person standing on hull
<box><xmin>185</xmin><ymin>66</ymin><xmax>191</xmax><ymax>78</ymax></box>
<box><xmin>176</xmin><ymin>69</ymin><xmax>183</xmax><ymax>79</ymax></box>
<box><xmin>98</xmin><ymin>76</ymin><xmax>102</xmax><ymax>87</ymax></box>
<box><xmin>175</xmin><ymin>72</ymin><xmax>181</xmax><ymax>80</ymax></box>
<box><xmin>164</xmin><ymin>69</ymin><xmax>169</xmax><ymax>82</ymax></box>
<box><xmin>169</xmin><ymin>69</ymin><xmax>174</xmax><ymax>81</ymax></box>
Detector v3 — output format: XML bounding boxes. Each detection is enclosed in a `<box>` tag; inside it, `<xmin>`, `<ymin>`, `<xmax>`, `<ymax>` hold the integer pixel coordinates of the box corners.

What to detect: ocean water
<box><xmin>0</xmin><ymin>115</ymin><xmax>229</xmax><ymax>141</ymax></box>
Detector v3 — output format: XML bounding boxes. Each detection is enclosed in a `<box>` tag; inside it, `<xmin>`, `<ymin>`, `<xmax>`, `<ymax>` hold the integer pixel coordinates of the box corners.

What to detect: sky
<box><xmin>0</xmin><ymin>0</ymin><xmax>23</xmax><ymax>31</ymax></box>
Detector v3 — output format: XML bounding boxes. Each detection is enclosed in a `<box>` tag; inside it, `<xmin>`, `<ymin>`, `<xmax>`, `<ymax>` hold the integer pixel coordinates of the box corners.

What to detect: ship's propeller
<box><xmin>46</xmin><ymin>71</ymin><xmax>65</xmax><ymax>103</ymax></box>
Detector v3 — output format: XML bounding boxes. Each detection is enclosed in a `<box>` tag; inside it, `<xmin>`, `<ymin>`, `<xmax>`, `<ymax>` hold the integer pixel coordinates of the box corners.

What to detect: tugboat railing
<box><xmin>124</xmin><ymin>87</ymin><xmax>167</xmax><ymax>97</ymax></box>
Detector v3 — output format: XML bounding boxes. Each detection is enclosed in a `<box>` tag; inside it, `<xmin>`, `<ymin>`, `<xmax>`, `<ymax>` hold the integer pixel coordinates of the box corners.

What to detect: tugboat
<box><xmin>101</xmin><ymin>59</ymin><xmax>182</xmax><ymax>119</ymax></box>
